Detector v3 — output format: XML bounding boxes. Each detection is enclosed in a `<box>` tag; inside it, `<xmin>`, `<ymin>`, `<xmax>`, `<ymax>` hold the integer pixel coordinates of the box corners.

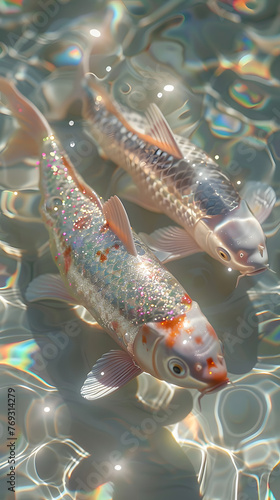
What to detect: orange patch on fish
<box><xmin>100</xmin><ymin>222</ymin><xmax>109</xmax><ymax>233</ymax></box>
<box><xmin>207</xmin><ymin>357</ymin><xmax>217</xmax><ymax>374</ymax></box>
<box><xmin>206</xmin><ymin>324</ymin><xmax>217</xmax><ymax>339</ymax></box>
<box><xmin>96</xmin><ymin>244</ymin><xmax>120</xmax><ymax>263</ymax></box>
<box><xmin>195</xmin><ymin>336</ymin><xmax>203</xmax><ymax>345</ymax></box>
<box><xmin>181</xmin><ymin>293</ymin><xmax>192</xmax><ymax>306</ymax></box>
<box><xmin>142</xmin><ymin>324</ymin><xmax>150</xmax><ymax>335</ymax></box>
<box><xmin>111</xmin><ymin>321</ymin><xmax>119</xmax><ymax>331</ymax></box>
<box><xmin>63</xmin><ymin>246</ymin><xmax>72</xmax><ymax>274</ymax></box>
<box><xmin>159</xmin><ymin>314</ymin><xmax>186</xmax><ymax>348</ymax></box>
<box><xmin>96</xmin><ymin>250</ymin><xmax>107</xmax><ymax>262</ymax></box>
<box><xmin>142</xmin><ymin>334</ymin><xmax>147</xmax><ymax>344</ymax></box>
<box><xmin>74</xmin><ymin>214</ymin><xmax>91</xmax><ymax>230</ymax></box>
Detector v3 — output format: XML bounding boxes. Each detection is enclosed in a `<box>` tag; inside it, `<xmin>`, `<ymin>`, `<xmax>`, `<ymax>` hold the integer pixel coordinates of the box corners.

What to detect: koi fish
<box><xmin>0</xmin><ymin>77</ymin><xmax>228</xmax><ymax>399</ymax></box>
<box><xmin>83</xmin><ymin>75</ymin><xmax>276</xmax><ymax>279</ymax></box>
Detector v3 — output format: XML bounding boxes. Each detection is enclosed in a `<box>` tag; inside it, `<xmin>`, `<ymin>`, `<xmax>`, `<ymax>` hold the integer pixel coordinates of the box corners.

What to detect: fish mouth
<box><xmin>236</xmin><ymin>266</ymin><xmax>269</xmax><ymax>286</ymax></box>
<box><xmin>198</xmin><ymin>378</ymin><xmax>230</xmax><ymax>409</ymax></box>
<box><xmin>246</xmin><ymin>266</ymin><xmax>268</xmax><ymax>276</ymax></box>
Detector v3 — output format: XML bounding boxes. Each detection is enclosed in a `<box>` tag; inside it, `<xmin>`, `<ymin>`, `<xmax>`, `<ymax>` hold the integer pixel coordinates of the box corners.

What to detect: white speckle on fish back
<box><xmin>66</xmin><ymin>262</ymin><xmax>139</xmax><ymax>351</ymax></box>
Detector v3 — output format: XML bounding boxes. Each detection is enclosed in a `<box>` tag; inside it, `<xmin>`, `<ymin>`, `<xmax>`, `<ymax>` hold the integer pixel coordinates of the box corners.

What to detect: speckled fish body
<box><xmin>40</xmin><ymin>135</ymin><xmax>228</xmax><ymax>393</ymax></box>
<box><xmin>84</xmin><ymin>82</ymin><xmax>274</xmax><ymax>277</ymax></box>
<box><xmin>0</xmin><ymin>77</ymin><xmax>228</xmax><ymax>399</ymax></box>
<box><xmin>40</xmin><ymin>135</ymin><xmax>193</xmax><ymax>348</ymax></box>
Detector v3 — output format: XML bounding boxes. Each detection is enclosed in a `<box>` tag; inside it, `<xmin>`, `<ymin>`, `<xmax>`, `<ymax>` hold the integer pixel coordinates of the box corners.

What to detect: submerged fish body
<box><xmin>84</xmin><ymin>79</ymin><xmax>275</xmax><ymax>277</ymax></box>
<box><xmin>40</xmin><ymin>136</ymin><xmax>228</xmax><ymax>396</ymax></box>
<box><xmin>0</xmin><ymin>77</ymin><xmax>228</xmax><ymax>399</ymax></box>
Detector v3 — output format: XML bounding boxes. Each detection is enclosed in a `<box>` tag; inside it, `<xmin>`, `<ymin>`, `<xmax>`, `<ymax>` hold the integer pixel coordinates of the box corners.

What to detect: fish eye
<box><xmin>168</xmin><ymin>359</ymin><xmax>187</xmax><ymax>377</ymax></box>
<box><xmin>194</xmin><ymin>362</ymin><xmax>203</xmax><ymax>372</ymax></box>
<box><xmin>217</xmin><ymin>247</ymin><xmax>231</xmax><ymax>261</ymax></box>
<box><xmin>46</xmin><ymin>196</ymin><xmax>63</xmax><ymax>214</ymax></box>
<box><xmin>239</xmin><ymin>251</ymin><xmax>244</xmax><ymax>258</ymax></box>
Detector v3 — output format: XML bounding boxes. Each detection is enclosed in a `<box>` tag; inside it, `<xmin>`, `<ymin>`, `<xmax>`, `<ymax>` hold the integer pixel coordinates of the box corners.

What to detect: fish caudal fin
<box><xmin>0</xmin><ymin>77</ymin><xmax>52</xmax><ymax>165</ymax></box>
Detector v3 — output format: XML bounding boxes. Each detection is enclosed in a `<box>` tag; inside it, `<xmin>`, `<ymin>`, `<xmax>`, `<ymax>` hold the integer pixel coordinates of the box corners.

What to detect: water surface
<box><xmin>0</xmin><ymin>1</ymin><xmax>280</xmax><ymax>499</ymax></box>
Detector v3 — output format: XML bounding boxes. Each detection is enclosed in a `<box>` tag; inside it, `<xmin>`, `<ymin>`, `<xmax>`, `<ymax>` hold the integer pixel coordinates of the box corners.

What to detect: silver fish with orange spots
<box><xmin>0</xmin><ymin>77</ymin><xmax>228</xmax><ymax>399</ymax></box>
<box><xmin>83</xmin><ymin>75</ymin><xmax>276</xmax><ymax>281</ymax></box>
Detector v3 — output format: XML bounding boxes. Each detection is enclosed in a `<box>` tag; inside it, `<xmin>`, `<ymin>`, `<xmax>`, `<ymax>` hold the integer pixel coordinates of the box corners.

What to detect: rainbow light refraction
<box><xmin>0</xmin><ymin>0</ymin><xmax>23</xmax><ymax>14</ymax></box>
<box><xmin>50</xmin><ymin>45</ymin><xmax>82</xmax><ymax>66</ymax></box>
<box><xmin>0</xmin><ymin>339</ymin><xmax>54</xmax><ymax>387</ymax></box>
<box><xmin>92</xmin><ymin>483</ymin><xmax>113</xmax><ymax>500</ymax></box>
<box><xmin>0</xmin><ymin>339</ymin><xmax>37</xmax><ymax>370</ymax></box>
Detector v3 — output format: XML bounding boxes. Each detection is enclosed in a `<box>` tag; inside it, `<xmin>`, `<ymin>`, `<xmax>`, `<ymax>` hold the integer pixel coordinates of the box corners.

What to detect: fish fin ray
<box><xmin>145</xmin><ymin>103</ymin><xmax>184</xmax><ymax>159</ymax></box>
<box><xmin>80</xmin><ymin>350</ymin><xmax>142</xmax><ymax>400</ymax></box>
<box><xmin>240</xmin><ymin>181</ymin><xmax>276</xmax><ymax>224</ymax></box>
<box><xmin>139</xmin><ymin>226</ymin><xmax>201</xmax><ymax>263</ymax></box>
<box><xmin>85</xmin><ymin>75</ymin><xmax>183</xmax><ymax>158</ymax></box>
<box><xmin>26</xmin><ymin>273</ymin><xmax>78</xmax><ymax>304</ymax></box>
<box><xmin>103</xmin><ymin>196</ymin><xmax>138</xmax><ymax>257</ymax></box>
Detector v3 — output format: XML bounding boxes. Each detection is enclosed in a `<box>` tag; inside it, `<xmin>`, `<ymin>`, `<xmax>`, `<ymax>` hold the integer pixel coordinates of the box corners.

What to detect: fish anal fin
<box><xmin>103</xmin><ymin>196</ymin><xmax>138</xmax><ymax>257</ymax></box>
<box><xmin>80</xmin><ymin>349</ymin><xmax>142</xmax><ymax>400</ymax></box>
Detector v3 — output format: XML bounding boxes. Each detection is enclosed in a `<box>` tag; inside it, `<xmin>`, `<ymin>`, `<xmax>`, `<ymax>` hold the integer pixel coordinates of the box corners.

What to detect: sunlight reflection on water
<box><xmin>0</xmin><ymin>1</ymin><xmax>280</xmax><ymax>499</ymax></box>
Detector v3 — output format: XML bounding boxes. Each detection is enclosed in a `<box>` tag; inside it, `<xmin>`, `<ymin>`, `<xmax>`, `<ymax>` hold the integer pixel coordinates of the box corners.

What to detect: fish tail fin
<box><xmin>0</xmin><ymin>77</ymin><xmax>52</xmax><ymax>165</ymax></box>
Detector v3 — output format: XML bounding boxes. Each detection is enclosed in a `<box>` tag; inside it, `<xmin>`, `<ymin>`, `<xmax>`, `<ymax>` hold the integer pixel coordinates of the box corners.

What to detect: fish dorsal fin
<box><xmin>103</xmin><ymin>196</ymin><xmax>138</xmax><ymax>257</ymax></box>
<box><xmin>81</xmin><ymin>350</ymin><xmax>142</xmax><ymax>400</ymax></box>
<box><xmin>145</xmin><ymin>103</ymin><xmax>184</xmax><ymax>159</ymax></box>
<box><xmin>85</xmin><ymin>74</ymin><xmax>183</xmax><ymax>159</ymax></box>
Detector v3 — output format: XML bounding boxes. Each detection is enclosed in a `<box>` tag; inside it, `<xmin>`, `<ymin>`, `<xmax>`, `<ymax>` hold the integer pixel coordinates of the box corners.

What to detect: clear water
<box><xmin>0</xmin><ymin>1</ymin><xmax>280</xmax><ymax>499</ymax></box>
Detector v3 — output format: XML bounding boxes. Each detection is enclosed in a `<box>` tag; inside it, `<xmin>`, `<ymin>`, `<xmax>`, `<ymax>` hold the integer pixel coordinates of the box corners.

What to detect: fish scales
<box><xmin>0</xmin><ymin>76</ymin><xmax>231</xmax><ymax>397</ymax></box>
<box><xmin>89</xmin><ymin>101</ymin><xmax>240</xmax><ymax>228</ymax></box>
<box><xmin>41</xmin><ymin>137</ymin><xmax>188</xmax><ymax>345</ymax></box>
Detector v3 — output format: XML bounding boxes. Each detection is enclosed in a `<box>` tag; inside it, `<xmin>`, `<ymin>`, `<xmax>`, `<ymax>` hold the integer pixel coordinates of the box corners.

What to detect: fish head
<box><xmin>134</xmin><ymin>302</ymin><xmax>228</xmax><ymax>391</ymax></box>
<box><xmin>202</xmin><ymin>200</ymin><xmax>268</xmax><ymax>276</ymax></box>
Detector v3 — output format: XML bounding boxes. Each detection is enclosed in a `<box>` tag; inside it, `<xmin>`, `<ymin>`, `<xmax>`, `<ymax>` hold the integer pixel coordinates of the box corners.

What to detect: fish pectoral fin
<box><xmin>145</xmin><ymin>103</ymin><xmax>184</xmax><ymax>159</ymax></box>
<box><xmin>103</xmin><ymin>195</ymin><xmax>138</xmax><ymax>257</ymax></box>
<box><xmin>240</xmin><ymin>181</ymin><xmax>276</xmax><ymax>224</ymax></box>
<box><xmin>107</xmin><ymin>167</ymin><xmax>162</xmax><ymax>213</ymax></box>
<box><xmin>25</xmin><ymin>273</ymin><xmax>78</xmax><ymax>304</ymax></box>
<box><xmin>139</xmin><ymin>226</ymin><xmax>202</xmax><ymax>263</ymax></box>
<box><xmin>80</xmin><ymin>350</ymin><xmax>142</xmax><ymax>400</ymax></box>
